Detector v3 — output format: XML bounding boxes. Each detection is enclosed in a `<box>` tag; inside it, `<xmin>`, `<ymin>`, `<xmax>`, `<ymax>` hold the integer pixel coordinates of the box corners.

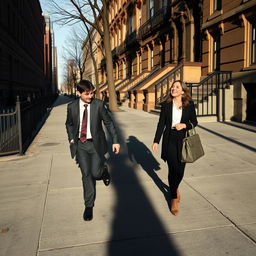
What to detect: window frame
<box><xmin>214</xmin><ymin>0</ymin><xmax>222</xmax><ymax>11</ymax></box>
<box><xmin>250</xmin><ymin>23</ymin><xmax>256</xmax><ymax>65</ymax></box>
<box><xmin>213</xmin><ymin>34</ymin><xmax>220</xmax><ymax>71</ymax></box>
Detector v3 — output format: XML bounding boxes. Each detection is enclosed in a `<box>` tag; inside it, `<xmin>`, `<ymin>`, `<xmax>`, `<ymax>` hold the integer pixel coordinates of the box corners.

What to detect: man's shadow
<box><xmin>126</xmin><ymin>136</ymin><xmax>170</xmax><ymax>206</ymax></box>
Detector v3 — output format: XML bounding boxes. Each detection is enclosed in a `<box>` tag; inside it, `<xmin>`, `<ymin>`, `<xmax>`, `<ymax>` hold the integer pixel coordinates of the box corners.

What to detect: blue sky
<box><xmin>39</xmin><ymin>0</ymin><xmax>78</xmax><ymax>88</ymax></box>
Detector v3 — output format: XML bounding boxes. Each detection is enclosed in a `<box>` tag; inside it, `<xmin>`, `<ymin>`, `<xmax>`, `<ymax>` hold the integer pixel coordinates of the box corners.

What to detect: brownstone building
<box><xmin>0</xmin><ymin>0</ymin><xmax>54</xmax><ymax>107</ymax></box>
<box><xmin>91</xmin><ymin>0</ymin><xmax>255</xmax><ymax>123</ymax></box>
<box><xmin>97</xmin><ymin>0</ymin><xmax>202</xmax><ymax>111</ymax></box>
<box><xmin>202</xmin><ymin>0</ymin><xmax>256</xmax><ymax>122</ymax></box>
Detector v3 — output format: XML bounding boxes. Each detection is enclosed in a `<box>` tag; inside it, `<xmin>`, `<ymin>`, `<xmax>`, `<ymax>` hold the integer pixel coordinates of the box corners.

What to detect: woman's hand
<box><xmin>152</xmin><ymin>143</ymin><xmax>158</xmax><ymax>152</ymax></box>
<box><xmin>174</xmin><ymin>123</ymin><xmax>186</xmax><ymax>130</ymax></box>
<box><xmin>112</xmin><ymin>144</ymin><xmax>120</xmax><ymax>154</ymax></box>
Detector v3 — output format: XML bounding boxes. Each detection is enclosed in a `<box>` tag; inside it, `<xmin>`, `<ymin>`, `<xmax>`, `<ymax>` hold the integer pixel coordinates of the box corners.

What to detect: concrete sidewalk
<box><xmin>0</xmin><ymin>96</ymin><xmax>256</xmax><ymax>256</ymax></box>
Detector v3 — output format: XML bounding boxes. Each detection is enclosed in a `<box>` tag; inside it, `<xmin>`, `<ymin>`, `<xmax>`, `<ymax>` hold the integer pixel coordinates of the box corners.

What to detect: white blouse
<box><xmin>172</xmin><ymin>102</ymin><xmax>182</xmax><ymax>128</ymax></box>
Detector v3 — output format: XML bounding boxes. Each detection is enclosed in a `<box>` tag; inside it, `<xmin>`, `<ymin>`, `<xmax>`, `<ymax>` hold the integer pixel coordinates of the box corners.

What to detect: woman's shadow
<box><xmin>126</xmin><ymin>136</ymin><xmax>170</xmax><ymax>205</ymax></box>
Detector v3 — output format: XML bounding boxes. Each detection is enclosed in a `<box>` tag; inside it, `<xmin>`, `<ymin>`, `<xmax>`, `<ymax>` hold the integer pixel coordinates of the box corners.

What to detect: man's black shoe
<box><xmin>83</xmin><ymin>207</ymin><xmax>93</xmax><ymax>221</ymax></box>
<box><xmin>102</xmin><ymin>165</ymin><xmax>111</xmax><ymax>186</ymax></box>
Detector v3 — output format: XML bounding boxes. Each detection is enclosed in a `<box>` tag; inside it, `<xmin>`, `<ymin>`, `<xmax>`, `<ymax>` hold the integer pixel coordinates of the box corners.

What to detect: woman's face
<box><xmin>170</xmin><ymin>82</ymin><xmax>184</xmax><ymax>98</ymax></box>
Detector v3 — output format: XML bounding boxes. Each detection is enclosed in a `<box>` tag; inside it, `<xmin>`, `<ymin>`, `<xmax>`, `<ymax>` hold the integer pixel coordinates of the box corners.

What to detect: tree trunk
<box><xmin>88</xmin><ymin>38</ymin><xmax>100</xmax><ymax>99</ymax></box>
<box><xmin>84</xmin><ymin>23</ymin><xmax>101</xmax><ymax>99</ymax></box>
<box><xmin>92</xmin><ymin>57</ymin><xmax>100</xmax><ymax>99</ymax></box>
<box><xmin>102</xmin><ymin>1</ymin><xmax>120</xmax><ymax>111</ymax></box>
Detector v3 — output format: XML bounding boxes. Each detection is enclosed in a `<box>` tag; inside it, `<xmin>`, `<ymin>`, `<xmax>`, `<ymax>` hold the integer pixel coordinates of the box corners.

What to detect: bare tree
<box><xmin>82</xmin><ymin>24</ymin><xmax>101</xmax><ymax>99</ymax></box>
<box><xmin>62</xmin><ymin>62</ymin><xmax>74</xmax><ymax>95</ymax></box>
<box><xmin>50</xmin><ymin>0</ymin><xmax>120</xmax><ymax>111</ymax></box>
<box><xmin>62</xmin><ymin>28</ymin><xmax>87</xmax><ymax>91</ymax></box>
<box><xmin>63</xmin><ymin>59</ymin><xmax>78</xmax><ymax>95</ymax></box>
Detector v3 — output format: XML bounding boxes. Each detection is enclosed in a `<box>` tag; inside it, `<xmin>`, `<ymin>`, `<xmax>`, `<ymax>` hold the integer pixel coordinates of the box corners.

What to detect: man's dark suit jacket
<box><xmin>65</xmin><ymin>98</ymin><xmax>119</xmax><ymax>159</ymax></box>
<box><xmin>153</xmin><ymin>101</ymin><xmax>198</xmax><ymax>162</ymax></box>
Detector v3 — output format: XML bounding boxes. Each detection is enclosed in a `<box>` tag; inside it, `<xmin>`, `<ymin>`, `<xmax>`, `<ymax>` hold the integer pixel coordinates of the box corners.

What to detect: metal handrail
<box><xmin>115</xmin><ymin>77</ymin><xmax>129</xmax><ymax>88</ymax></box>
<box><xmin>187</xmin><ymin>71</ymin><xmax>232</xmax><ymax>88</ymax></box>
<box><xmin>153</xmin><ymin>63</ymin><xmax>184</xmax><ymax>105</ymax></box>
<box><xmin>153</xmin><ymin>63</ymin><xmax>183</xmax><ymax>88</ymax></box>
<box><xmin>128</xmin><ymin>67</ymin><xmax>160</xmax><ymax>91</ymax></box>
<box><xmin>186</xmin><ymin>71</ymin><xmax>232</xmax><ymax>119</ymax></box>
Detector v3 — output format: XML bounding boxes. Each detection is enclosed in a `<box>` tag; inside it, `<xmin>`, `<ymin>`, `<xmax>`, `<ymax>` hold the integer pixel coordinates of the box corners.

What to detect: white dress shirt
<box><xmin>79</xmin><ymin>99</ymin><xmax>92</xmax><ymax>139</ymax></box>
<box><xmin>172</xmin><ymin>102</ymin><xmax>182</xmax><ymax>128</ymax></box>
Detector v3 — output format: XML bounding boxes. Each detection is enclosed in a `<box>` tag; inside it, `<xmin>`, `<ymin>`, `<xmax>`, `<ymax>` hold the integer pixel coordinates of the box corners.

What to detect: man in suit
<box><xmin>65</xmin><ymin>80</ymin><xmax>120</xmax><ymax>221</ymax></box>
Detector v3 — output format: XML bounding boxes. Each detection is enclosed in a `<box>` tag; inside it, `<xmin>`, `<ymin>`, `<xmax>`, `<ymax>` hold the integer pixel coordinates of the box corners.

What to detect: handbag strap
<box><xmin>186</xmin><ymin>122</ymin><xmax>196</xmax><ymax>137</ymax></box>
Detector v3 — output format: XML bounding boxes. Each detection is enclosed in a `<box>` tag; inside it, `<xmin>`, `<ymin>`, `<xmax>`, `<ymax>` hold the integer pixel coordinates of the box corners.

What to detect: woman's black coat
<box><xmin>153</xmin><ymin>101</ymin><xmax>198</xmax><ymax>162</ymax></box>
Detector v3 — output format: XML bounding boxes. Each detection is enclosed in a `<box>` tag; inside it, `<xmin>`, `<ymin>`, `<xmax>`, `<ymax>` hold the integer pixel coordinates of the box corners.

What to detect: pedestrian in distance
<box><xmin>65</xmin><ymin>80</ymin><xmax>120</xmax><ymax>221</ymax></box>
<box><xmin>152</xmin><ymin>80</ymin><xmax>198</xmax><ymax>216</ymax></box>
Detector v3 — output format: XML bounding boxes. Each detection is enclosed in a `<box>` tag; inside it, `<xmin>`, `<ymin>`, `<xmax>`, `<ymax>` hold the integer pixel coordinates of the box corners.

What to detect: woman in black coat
<box><xmin>152</xmin><ymin>80</ymin><xmax>198</xmax><ymax>216</ymax></box>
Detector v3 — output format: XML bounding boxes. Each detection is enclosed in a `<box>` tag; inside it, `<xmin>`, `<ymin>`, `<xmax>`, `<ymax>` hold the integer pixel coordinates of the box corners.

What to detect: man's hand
<box><xmin>174</xmin><ymin>123</ymin><xmax>186</xmax><ymax>130</ymax></box>
<box><xmin>152</xmin><ymin>143</ymin><xmax>158</xmax><ymax>152</ymax></box>
<box><xmin>112</xmin><ymin>144</ymin><xmax>120</xmax><ymax>154</ymax></box>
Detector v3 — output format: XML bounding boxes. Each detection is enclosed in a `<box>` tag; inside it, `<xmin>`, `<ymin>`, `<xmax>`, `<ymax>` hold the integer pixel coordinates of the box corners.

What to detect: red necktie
<box><xmin>80</xmin><ymin>104</ymin><xmax>88</xmax><ymax>143</ymax></box>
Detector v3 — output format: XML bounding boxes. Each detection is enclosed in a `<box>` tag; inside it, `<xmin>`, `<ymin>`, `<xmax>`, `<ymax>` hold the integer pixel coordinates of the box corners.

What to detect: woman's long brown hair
<box><xmin>166</xmin><ymin>80</ymin><xmax>192</xmax><ymax>108</ymax></box>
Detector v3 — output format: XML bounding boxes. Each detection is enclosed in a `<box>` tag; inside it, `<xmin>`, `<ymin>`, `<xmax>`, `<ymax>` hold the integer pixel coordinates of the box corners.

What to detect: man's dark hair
<box><xmin>77</xmin><ymin>80</ymin><xmax>95</xmax><ymax>93</ymax></box>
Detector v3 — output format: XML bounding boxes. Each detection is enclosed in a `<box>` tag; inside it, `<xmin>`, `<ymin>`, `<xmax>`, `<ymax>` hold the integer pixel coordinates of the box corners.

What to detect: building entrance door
<box><xmin>244</xmin><ymin>83</ymin><xmax>256</xmax><ymax>122</ymax></box>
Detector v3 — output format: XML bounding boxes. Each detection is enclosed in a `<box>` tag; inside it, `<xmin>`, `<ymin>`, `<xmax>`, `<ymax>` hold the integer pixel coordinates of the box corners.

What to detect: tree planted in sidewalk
<box><xmin>50</xmin><ymin>0</ymin><xmax>120</xmax><ymax>111</ymax></box>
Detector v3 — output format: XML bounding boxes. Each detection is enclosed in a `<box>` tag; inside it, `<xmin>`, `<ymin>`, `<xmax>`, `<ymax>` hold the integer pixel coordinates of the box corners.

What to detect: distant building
<box><xmin>52</xmin><ymin>46</ymin><xmax>58</xmax><ymax>93</ymax></box>
<box><xmin>43</xmin><ymin>14</ymin><xmax>54</xmax><ymax>93</ymax></box>
<box><xmin>0</xmin><ymin>0</ymin><xmax>47</xmax><ymax>107</ymax></box>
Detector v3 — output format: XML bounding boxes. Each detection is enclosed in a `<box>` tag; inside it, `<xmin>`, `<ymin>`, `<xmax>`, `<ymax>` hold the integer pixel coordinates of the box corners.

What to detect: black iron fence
<box><xmin>186</xmin><ymin>71</ymin><xmax>232</xmax><ymax>119</ymax></box>
<box><xmin>0</xmin><ymin>95</ymin><xmax>57</xmax><ymax>156</ymax></box>
<box><xmin>154</xmin><ymin>63</ymin><xmax>184</xmax><ymax>105</ymax></box>
<box><xmin>0</xmin><ymin>105</ymin><xmax>20</xmax><ymax>155</ymax></box>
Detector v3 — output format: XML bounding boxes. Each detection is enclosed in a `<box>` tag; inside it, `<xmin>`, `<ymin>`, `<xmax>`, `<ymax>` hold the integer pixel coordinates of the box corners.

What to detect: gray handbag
<box><xmin>181</xmin><ymin>125</ymin><xmax>204</xmax><ymax>163</ymax></box>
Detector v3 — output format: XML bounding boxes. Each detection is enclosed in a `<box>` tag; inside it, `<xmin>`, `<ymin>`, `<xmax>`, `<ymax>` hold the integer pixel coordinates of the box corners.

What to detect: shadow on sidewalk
<box><xmin>52</xmin><ymin>95</ymin><xmax>75</xmax><ymax>107</ymax></box>
<box><xmin>198</xmin><ymin>124</ymin><xmax>256</xmax><ymax>153</ymax></box>
<box><xmin>126</xmin><ymin>136</ymin><xmax>170</xmax><ymax>206</ymax></box>
<box><xmin>107</xmin><ymin>120</ymin><xmax>180</xmax><ymax>256</ymax></box>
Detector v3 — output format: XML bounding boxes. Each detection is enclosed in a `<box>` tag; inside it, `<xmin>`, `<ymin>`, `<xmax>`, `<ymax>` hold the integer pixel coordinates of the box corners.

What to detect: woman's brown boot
<box><xmin>171</xmin><ymin>199</ymin><xmax>179</xmax><ymax>216</ymax></box>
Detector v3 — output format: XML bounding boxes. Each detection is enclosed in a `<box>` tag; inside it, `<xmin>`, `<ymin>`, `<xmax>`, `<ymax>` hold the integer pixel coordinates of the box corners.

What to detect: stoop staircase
<box><xmin>150</xmin><ymin>70</ymin><xmax>232</xmax><ymax>122</ymax></box>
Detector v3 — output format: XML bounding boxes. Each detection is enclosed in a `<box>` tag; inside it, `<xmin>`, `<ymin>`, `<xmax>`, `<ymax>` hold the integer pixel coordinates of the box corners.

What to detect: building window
<box><xmin>119</xmin><ymin>62</ymin><xmax>122</xmax><ymax>79</ymax></box>
<box><xmin>138</xmin><ymin>8</ymin><xmax>142</xmax><ymax>28</ymax></box>
<box><xmin>139</xmin><ymin>54</ymin><xmax>142</xmax><ymax>73</ymax></box>
<box><xmin>128</xmin><ymin>13</ymin><xmax>133</xmax><ymax>34</ymax></box>
<box><xmin>118</xmin><ymin>28</ymin><xmax>121</xmax><ymax>45</ymax></box>
<box><xmin>160</xmin><ymin>0</ymin><xmax>168</xmax><ymax>8</ymax></box>
<box><xmin>151</xmin><ymin>48</ymin><xmax>154</xmax><ymax>69</ymax></box>
<box><xmin>149</xmin><ymin>0</ymin><xmax>154</xmax><ymax>19</ymax></box>
<box><xmin>214</xmin><ymin>0</ymin><xmax>222</xmax><ymax>11</ymax></box>
<box><xmin>213</xmin><ymin>35</ymin><xmax>220</xmax><ymax>71</ymax></box>
<box><xmin>250</xmin><ymin>23</ymin><xmax>256</xmax><ymax>65</ymax></box>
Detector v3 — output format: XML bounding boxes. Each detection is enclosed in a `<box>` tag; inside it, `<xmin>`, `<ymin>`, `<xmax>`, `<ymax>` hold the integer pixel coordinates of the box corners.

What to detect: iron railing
<box><xmin>138</xmin><ymin>6</ymin><xmax>171</xmax><ymax>40</ymax></box>
<box><xmin>153</xmin><ymin>63</ymin><xmax>184</xmax><ymax>105</ymax></box>
<box><xmin>0</xmin><ymin>105</ymin><xmax>20</xmax><ymax>155</ymax></box>
<box><xmin>125</xmin><ymin>30</ymin><xmax>137</xmax><ymax>47</ymax></box>
<box><xmin>186</xmin><ymin>71</ymin><xmax>232</xmax><ymax>119</ymax></box>
<box><xmin>128</xmin><ymin>67</ymin><xmax>160</xmax><ymax>92</ymax></box>
<box><xmin>0</xmin><ymin>95</ymin><xmax>57</xmax><ymax>156</ymax></box>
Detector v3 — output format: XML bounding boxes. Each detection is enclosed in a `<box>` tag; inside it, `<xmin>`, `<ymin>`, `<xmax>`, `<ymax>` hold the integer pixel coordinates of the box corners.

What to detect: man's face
<box><xmin>78</xmin><ymin>90</ymin><xmax>94</xmax><ymax>103</ymax></box>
